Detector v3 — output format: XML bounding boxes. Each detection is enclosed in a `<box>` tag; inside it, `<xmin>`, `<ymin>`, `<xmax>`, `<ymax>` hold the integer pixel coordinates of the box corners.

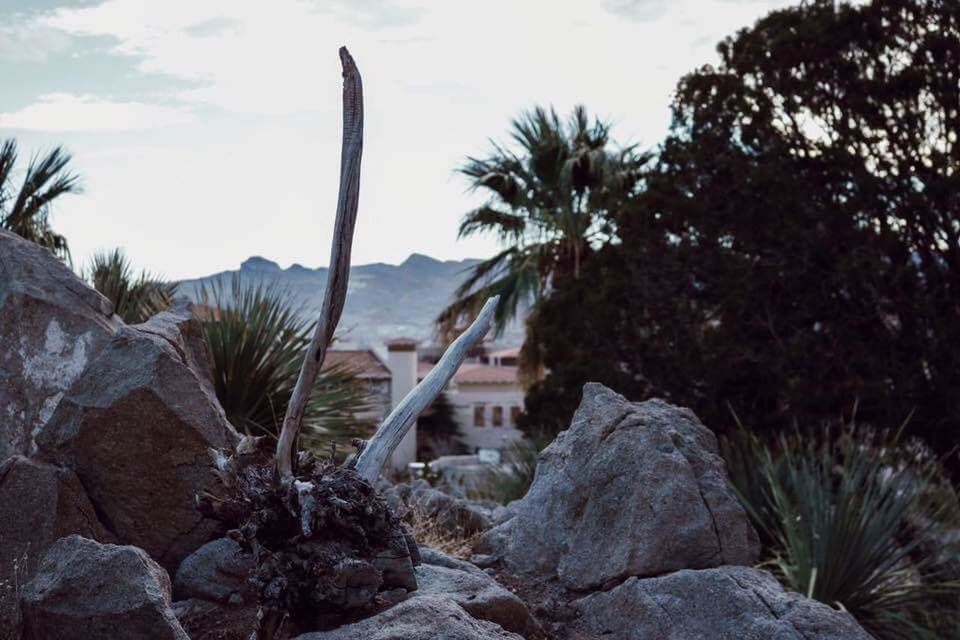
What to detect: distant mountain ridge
<box><xmin>176</xmin><ymin>253</ymin><xmax>525</xmax><ymax>352</ymax></box>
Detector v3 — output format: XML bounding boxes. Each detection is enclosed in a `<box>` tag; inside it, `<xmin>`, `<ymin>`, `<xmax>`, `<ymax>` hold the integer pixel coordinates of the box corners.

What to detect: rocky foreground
<box><xmin>0</xmin><ymin>228</ymin><xmax>872</xmax><ymax>639</ymax></box>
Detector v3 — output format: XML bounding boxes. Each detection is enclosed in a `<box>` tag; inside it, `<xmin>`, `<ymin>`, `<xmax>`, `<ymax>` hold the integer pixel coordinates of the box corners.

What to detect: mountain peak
<box><xmin>240</xmin><ymin>256</ymin><xmax>281</xmax><ymax>272</ymax></box>
<box><xmin>401</xmin><ymin>253</ymin><xmax>441</xmax><ymax>269</ymax></box>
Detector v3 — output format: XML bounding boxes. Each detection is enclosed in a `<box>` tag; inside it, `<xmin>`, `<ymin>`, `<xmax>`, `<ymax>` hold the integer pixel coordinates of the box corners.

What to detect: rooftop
<box><xmin>323</xmin><ymin>350</ymin><xmax>391</xmax><ymax>380</ymax></box>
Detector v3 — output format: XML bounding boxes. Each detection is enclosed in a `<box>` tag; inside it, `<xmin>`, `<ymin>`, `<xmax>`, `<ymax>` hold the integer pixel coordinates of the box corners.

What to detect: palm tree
<box><xmin>0</xmin><ymin>139</ymin><xmax>81</xmax><ymax>261</ymax></box>
<box><xmin>88</xmin><ymin>249</ymin><xmax>177</xmax><ymax>323</ymax></box>
<box><xmin>199</xmin><ymin>276</ymin><xmax>375</xmax><ymax>450</ymax></box>
<box><xmin>437</xmin><ymin>106</ymin><xmax>649</xmax><ymax>343</ymax></box>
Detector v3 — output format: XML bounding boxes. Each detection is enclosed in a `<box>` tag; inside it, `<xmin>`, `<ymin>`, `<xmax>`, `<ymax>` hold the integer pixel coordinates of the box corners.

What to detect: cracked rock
<box><xmin>35</xmin><ymin>304</ymin><xmax>240</xmax><ymax>573</ymax></box>
<box><xmin>478</xmin><ymin>383</ymin><xmax>758</xmax><ymax>590</ymax></box>
<box><xmin>570</xmin><ymin>565</ymin><xmax>872</xmax><ymax>640</ymax></box>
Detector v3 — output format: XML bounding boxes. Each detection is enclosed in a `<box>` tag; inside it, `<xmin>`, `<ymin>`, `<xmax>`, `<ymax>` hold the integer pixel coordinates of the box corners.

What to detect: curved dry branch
<box><xmin>276</xmin><ymin>47</ymin><xmax>363</xmax><ymax>479</ymax></box>
<box><xmin>354</xmin><ymin>295</ymin><xmax>499</xmax><ymax>482</ymax></box>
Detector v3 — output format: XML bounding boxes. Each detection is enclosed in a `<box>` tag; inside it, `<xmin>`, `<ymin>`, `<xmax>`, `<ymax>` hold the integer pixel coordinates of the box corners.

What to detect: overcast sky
<box><xmin>1</xmin><ymin>0</ymin><xmax>796</xmax><ymax>280</ymax></box>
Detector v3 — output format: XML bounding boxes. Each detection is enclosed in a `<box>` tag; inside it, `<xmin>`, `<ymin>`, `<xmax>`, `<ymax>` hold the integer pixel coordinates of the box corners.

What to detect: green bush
<box><xmin>722</xmin><ymin>426</ymin><xmax>960</xmax><ymax>639</ymax></box>
<box><xmin>88</xmin><ymin>248</ymin><xmax>175</xmax><ymax>323</ymax></box>
<box><xmin>488</xmin><ymin>436</ymin><xmax>545</xmax><ymax>504</ymax></box>
<box><xmin>199</xmin><ymin>276</ymin><xmax>374</xmax><ymax>449</ymax></box>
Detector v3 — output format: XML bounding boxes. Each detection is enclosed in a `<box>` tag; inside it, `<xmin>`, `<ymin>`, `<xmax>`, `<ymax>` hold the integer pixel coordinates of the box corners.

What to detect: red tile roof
<box><xmin>417</xmin><ymin>362</ymin><xmax>519</xmax><ymax>385</ymax></box>
<box><xmin>323</xmin><ymin>350</ymin><xmax>391</xmax><ymax>379</ymax></box>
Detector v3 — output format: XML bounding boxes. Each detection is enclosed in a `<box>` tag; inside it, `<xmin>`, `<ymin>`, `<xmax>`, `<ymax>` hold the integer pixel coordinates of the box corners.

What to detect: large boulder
<box><xmin>384</xmin><ymin>482</ymin><xmax>492</xmax><ymax>536</ymax></box>
<box><xmin>173</xmin><ymin>537</ymin><xmax>253</xmax><ymax>605</ymax></box>
<box><xmin>0</xmin><ymin>456</ymin><xmax>113</xmax><ymax>637</ymax></box>
<box><xmin>171</xmin><ymin>598</ymin><xmax>257</xmax><ymax>640</ymax></box>
<box><xmin>570</xmin><ymin>565</ymin><xmax>873</xmax><ymax>640</ymax></box>
<box><xmin>0</xmin><ymin>229</ymin><xmax>121</xmax><ymax>459</ymax></box>
<box><xmin>481</xmin><ymin>383</ymin><xmax>758</xmax><ymax>590</ymax></box>
<box><xmin>293</xmin><ymin>596</ymin><xmax>524</xmax><ymax>640</ymax></box>
<box><xmin>412</xmin><ymin>563</ymin><xmax>540</xmax><ymax>637</ymax></box>
<box><xmin>20</xmin><ymin>535</ymin><xmax>189</xmax><ymax>640</ymax></box>
<box><xmin>36</xmin><ymin>304</ymin><xmax>239</xmax><ymax>572</ymax></box>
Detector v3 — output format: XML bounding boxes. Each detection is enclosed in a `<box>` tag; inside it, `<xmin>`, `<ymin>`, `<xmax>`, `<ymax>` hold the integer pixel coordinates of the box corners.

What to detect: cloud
<box><xmin>0</xmin><ymin>92</ymin><xmax>194</xmax><ymax>131</ymax></box>
<box><xmin>601</xmin><ymin>0</ymin><xmax>670</xmax><ymax>22</ymax></box>
<box><xmin>0</xmin><ymin>20</ymin><xmax>73</xmax><ymax>62</ymax></box>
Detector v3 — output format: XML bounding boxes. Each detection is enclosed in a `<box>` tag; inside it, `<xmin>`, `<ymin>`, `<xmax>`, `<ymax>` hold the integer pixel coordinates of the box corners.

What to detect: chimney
<box><xmin>386</xmin><ymin>337</ymin><xmax>418</xmax><ymax>473</ymax></box>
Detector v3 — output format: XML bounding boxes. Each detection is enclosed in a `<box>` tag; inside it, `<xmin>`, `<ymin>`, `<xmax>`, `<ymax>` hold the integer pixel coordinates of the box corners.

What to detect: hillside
<box><xmin>175</xmin><ymin>253</ymin><xmax>525</xmax><ymax>351</ymax></box>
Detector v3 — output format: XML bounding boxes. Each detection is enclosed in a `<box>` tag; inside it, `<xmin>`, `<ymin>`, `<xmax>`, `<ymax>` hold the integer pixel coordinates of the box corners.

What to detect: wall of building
<box><xmin>449</xmin><ymin>382</ymin><xmax>526</xmax><ymax>452</ymax></box>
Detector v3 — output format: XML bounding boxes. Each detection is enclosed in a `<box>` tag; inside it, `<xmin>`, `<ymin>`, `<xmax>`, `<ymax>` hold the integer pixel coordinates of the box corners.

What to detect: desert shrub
<box><xmin>723</xmin><ymin>425</ymin><xmax>960</xmax><ymax>639</ymax></box>
<box><xmin>199</xmin><ymin>276</ymin><xmax>374</xmax><ymax>448</ymax></box>
<box><xmin>88</xmin><ymin>248</ymin><xmax>176</xmax><ymax>323</ymax></box>
<box><xmin>488</xmin><ymin>437</ymin><xmax>544</xmax><ymax>505</ymax></box>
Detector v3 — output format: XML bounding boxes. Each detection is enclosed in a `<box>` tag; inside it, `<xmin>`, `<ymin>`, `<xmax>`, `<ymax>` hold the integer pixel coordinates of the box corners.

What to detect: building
<box><xmin>327</xmin><ymin>340</ymin><xmax>526</xmax><ymax>472</ymax></box>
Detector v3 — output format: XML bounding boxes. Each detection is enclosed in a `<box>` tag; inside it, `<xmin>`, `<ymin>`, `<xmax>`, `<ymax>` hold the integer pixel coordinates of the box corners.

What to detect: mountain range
<box><xmin>175</xmin><ymin>253</ymin><xmax>525</xmax><ymax>353</ymax></box>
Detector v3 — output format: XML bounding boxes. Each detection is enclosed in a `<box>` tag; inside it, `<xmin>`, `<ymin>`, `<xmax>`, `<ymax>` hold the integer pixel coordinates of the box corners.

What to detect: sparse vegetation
<box><xmin>88</xmin><ymin>248</ymin><xmax>176</xmax><ymax>323</ymax></box>
<box><xmin>0</xmin><ymin>139</ymin><xmax>81</xmax><ymax>262</ymax></box>
<box><xmin>488</xmin><ymin>437</ymin><xmax>542</xmax><ymax>505</ymax></box>
<box><xmin>722</xmin><ymin>425</ymin><xmax>960</xmax><ymax>639</ymax></box>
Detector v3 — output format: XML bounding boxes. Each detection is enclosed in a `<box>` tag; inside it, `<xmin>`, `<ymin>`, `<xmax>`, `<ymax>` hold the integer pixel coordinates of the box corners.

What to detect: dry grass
<box><xmin>405</xmin><ymin>507</ymin><xmax>478</xmax><ymax>559</ymax></box>
<box><xmin>0</xmin><ymin>548</ymin><xmax>29</xmax><ymax>640</ymax></box>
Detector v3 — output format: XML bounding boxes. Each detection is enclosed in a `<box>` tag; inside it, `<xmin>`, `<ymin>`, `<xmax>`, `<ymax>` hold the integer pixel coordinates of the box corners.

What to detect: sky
<box><xmin>0</xmin><ymin>0</ymin><xmax>797</xmax><ymax>280</ymax></box>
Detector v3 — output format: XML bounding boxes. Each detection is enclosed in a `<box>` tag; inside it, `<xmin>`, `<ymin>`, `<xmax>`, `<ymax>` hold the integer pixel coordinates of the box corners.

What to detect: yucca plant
<box><xmin>88</xmin><ymin>248</ymin><xmax>176</xmax><ymax>323</ymax></box>
<box><xmin>198</xmin><ymin>276</ymin><xmax>374</xmax><ymax>449</ymax></box>
<box><xmin>724</xmin><ymin>426</ymin><xmax>960</xmax><ymax>639</ymax></box>
<box><xmin>488</xmin><ymin>435</ymin><xmax>547</xmax><ymax>504</ymax></box>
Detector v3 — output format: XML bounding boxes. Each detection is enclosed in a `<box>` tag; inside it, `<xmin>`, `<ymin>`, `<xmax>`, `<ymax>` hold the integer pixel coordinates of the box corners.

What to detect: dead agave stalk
<box><xmin>274</xmin><ymin>47</ymin><xmax>497</xmax><ymax>482</ymax></box>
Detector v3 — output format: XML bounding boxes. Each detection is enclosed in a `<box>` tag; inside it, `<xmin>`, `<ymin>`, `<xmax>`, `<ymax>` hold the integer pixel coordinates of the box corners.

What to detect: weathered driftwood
<box><xmin>354</xmin><ymin>295</ymin><xmax>499</xmax><ymax>482</ymax></box>
<box><xmin>276</xmin><ymin>46</ymin><xmax>364</xmax><ymax>480</ymax></box>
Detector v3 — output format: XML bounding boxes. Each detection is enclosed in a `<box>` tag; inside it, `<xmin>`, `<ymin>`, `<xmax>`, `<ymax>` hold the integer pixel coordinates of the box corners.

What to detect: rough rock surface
<box><xmin>385</xmin><ymin>481</ymin><xmax>492</xmax><ymax>535</ymax></box>
<box><xmin>481</xmin><ymin>383</ymin><xmax>758</xmax><ymax>590</ymax></box>
<box><xmin>293</xmin><ymin>596</ymin><xmax>524</xmax><ymax>640</ymax></box>
<box><xmin>0</xmin><ymin>456</ymin><xmax>113</xmax><ymax>636</ymax></box>
<box><xmin>413</xmin><ymin>563</ymin><xmax>540</xmax><ymax>637</ymax></box>
<box><xmin>36</xmin><ymin>304</ymin><xmax>239</xmax><ymax>572</ymax></box>
<box><xmin>0</xmin><ymin>229</ymin><xmax>121</xmax><ymax>460</ymax></box>
<box><xmin>20</xmin><ymin>535</ymin><xmax>189</xmax><ymax>640</ymax></box>
<box><xmin>419</xmin><ymin>546</ymin><xmax>488</xmax><ymax>577</ymax></box>
<box><xmin>172</xmin><ymin>598</ymin><xmax>258</xmax><ymax>640</ymax></box>
<box><xmin>173</xmin><ymin>537</ymin><xmax>253</xmax><ymax>605</ymax></box>
<box><xmin>571</xmin><ymin>565</ymin><xmax>873</xmax><ymax>640</ymax></box>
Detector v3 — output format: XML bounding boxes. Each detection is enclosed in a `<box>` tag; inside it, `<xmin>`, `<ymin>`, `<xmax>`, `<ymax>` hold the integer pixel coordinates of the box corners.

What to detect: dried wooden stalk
<box><xmin>276</xmin><ymin>46</ymin><xmax>363</xmax><ymax>480</ymax></box>
<box><xmin>354</xmin><ymin>295</ymin><xmax>499</xmax><ymax>482</ymax></box>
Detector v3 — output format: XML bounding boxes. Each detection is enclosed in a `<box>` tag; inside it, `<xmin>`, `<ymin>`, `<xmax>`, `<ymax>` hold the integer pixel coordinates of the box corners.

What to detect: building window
<box><xmin>510</xmin><ymin>406</ymin><xmax>522</xmax><ymax>425</ymax></box>
<box><xmin>492</xmin><ymin>406</ymin><xmax>503</xmax><ymax>427</ymax></box>
<box><xmin>474</xmin><ymin>405</ymin><xmax>486</xmax><ymax>427</ymax></box>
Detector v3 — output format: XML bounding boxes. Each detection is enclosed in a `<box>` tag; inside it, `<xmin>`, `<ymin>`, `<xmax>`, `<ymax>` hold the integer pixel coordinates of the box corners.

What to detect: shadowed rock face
<box><xmin>21</xmin><ymin>535</ymin><xmax>189</xmax><ymax>640</ymax></box>
<box><xmin>481</xmin><ymin>383</ymin><xmax>759</xmax><ymax>591</ymax></box>
<box><xmin>0</xmin><ymin>230</ymin><xmax>121</xmax><ymax>460</ymax></box>
<box><xmin>36</xmin><ymin>305</ymin><xmax>239</xmax><ymax>573</ymax></box>
<box><xmin>571</xmin><ymin>565</ymin><xmax>873</xmax><ymax>640</ymax></box>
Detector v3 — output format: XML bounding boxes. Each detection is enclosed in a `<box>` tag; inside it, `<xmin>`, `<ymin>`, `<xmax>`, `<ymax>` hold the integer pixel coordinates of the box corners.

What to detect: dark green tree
<box><xmin>0</xmin><ymin>139</ymin><xmax>80</xmax><ymax>261</ymax></box>
<box><xmin>415</xmin><ymin>391</ymin><xmax>465</xmax><ymax>460</ymax></box>
<box><xmin>522</xmin><ymin>0</ymin><xmax>960</xmax><ymax>465</ymax></box>
<box><xmin>436</xmin><ymin>106</ymin><xmax>649</xmax><ymax>371</ymax></box>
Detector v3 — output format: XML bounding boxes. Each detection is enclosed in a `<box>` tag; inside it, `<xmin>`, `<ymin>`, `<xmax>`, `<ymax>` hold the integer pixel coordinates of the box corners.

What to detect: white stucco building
<box><xmin>327</xmin><ymin>341</ymin><xmax>526</xmax><ymax>472</ymax></box>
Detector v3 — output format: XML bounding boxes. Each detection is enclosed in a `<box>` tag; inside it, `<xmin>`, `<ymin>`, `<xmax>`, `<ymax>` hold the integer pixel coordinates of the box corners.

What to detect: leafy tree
<box><xmin>0</xmin><ymin>139</ymin><xmax>80</xmax><ymax>261</ymax></box>
<box><xmin>199</xmin><ymin>276</ymin><xmax>374</xmax><ymax>448</ymax></box>
<box><xmin>436</xmin><ymin>106</ymin><xmax>649</xmax><ymax>365</ymax></box>
<box><xmin>88</xmin><ymin>248</ymin><xmax>176</xmax><ymax>324</ymax></box>
<box><xmin>522</xmin><ymin>0</ymin><xmax>960</xmax><ymax>466</ymax></box>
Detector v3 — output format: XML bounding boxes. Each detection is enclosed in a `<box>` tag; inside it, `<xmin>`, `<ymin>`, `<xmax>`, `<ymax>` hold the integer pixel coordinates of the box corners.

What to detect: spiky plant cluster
<box><xmin>88</xmin><ymin>248</ymin><xmax>176</xmax><ymax>323</ymax></box>
<box><xmin>199</xmin><ymin>437</ymin><xmax>419</xmax><ymax>638</ymax></box>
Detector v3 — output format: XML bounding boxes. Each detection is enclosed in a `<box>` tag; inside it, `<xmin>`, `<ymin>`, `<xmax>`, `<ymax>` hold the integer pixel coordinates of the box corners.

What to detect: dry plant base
<box><xmin>199</xmin><ymin>438</ymin><xmax>418</xmax><ymax>639</ymax></box>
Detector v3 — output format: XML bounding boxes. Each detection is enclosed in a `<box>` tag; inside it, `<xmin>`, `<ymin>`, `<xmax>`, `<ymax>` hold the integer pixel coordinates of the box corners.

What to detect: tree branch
<box><xmin>276</xmin><ymin>47</ymin><xmax>363</xmax><ymax>480</ymax></box>
<box><xmin>354</xmin><ymin>295</ymin><xmax>499</xmax><ymax>482</ymax></box>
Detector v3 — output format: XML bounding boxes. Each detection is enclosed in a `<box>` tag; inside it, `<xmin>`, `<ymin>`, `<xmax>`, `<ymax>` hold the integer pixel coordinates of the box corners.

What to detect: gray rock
<box><xmin>0</xmin><ymin>229</ymin><xmax>121</xmax><ymax>460</ymax></box>
<box><xmin>36</xmin><ymin>305</ymin><xmax>240</xmax><ymax>572</ymax></box>
<box><xmin>173</xmin><ymin>537</ymin><xmax>253</xmax><ymax>605</ymax></box>
<box><xmin>419</xmin><ymin>547</ymin><xmax>487</xmax><ymax>577</ymax></box>
<box><xmin>400</xmin><ymin>485</ymin><xmax>492</xmax><ymax>535</ymax></box>
<box><xmin>412</xmin><ymin>563</ymin><xmax>540</xmax><ymax>637</ymax></box>
<box><xmin>171</xmin><ymin>598</ymin><xmax>257</xmax><ymax>640</ymax></box>
<box><xmin>571</xmin><ymin>565</ymin><xmax>873</xmax><ymax>640</ymax></box>
<box><xmin>481</xmin><ymin>383</ymin><xmax>758</xmax><ymax>590</ymax></box>
<box><xmin>0</xmin><ymin>456</ymin><xmax>114</xmax><ymax>637</ymax></box>
<box><xmin>20</xmin><ymin>535</ymin><xmax>189</xmax><ymax>640</ymax></box>
<box><xmin>292</xmin><ymin>596</ymin><xmax>524</xmax><ymax>640</ymax></box>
